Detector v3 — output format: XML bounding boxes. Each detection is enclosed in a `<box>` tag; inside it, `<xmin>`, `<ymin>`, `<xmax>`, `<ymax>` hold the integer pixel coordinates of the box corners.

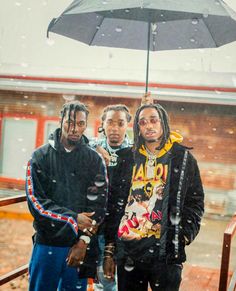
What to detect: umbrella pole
<box><xmin>145</xmin><ymin>21</ymin><xmax>151</xmax><ymax>94</ymax></box>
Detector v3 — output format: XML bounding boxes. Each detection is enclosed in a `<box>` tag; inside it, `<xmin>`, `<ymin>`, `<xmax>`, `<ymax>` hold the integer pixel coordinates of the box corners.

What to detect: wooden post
<box><xmin>219</xmin><ymin>215</ymin><xmax>236</xmax><ymax>291</ymax></box>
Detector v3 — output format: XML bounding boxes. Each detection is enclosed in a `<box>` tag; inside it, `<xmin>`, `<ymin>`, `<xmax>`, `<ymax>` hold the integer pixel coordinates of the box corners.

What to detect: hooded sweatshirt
<box><xmin>117</xmin><ymin>132</ymin><xmax>183</xmax><ymax>257</ymax></box>
<box><xmin>26</xmin><ymin>128</ymin><xmax>108</xmax><ymax>247</ymax></box>
<box><xmin>105</xmin><ymin>131</ymin><xmax>204</xmax><ymax>264</ymax></box>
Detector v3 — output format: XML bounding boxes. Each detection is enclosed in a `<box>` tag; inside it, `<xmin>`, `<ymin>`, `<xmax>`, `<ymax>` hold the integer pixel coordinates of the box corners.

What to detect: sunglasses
<box><xmin>138</xmin><ymin>117</ymin><xmax>160</xmax><ymax>127</ymax></box>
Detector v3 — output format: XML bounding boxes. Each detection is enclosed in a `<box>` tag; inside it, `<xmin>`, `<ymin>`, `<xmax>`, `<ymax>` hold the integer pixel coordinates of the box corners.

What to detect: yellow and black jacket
<box><xmin>104</xmin><ymin>132</ymin><xmax>204</xmax><ymax>264</ymax></box>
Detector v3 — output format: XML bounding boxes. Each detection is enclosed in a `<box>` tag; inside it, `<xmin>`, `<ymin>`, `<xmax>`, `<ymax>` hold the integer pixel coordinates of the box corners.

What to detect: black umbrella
<box><xmin>48</xmin><ymin>0</ymin><xmax>236</xmax><ymax>93</ymax></box>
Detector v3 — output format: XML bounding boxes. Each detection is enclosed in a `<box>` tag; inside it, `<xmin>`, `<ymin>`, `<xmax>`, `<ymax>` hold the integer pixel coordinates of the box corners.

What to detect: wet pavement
<box><xmin>0</xmin><ymin>203</ymin><xmax>235</xmax><ymax>290</ymax></box>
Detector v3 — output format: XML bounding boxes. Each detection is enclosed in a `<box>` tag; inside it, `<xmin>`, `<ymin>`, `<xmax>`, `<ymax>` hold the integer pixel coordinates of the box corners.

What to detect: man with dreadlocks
<box><xmin>90</xmin><ymin>104</ymin><xmax>132</xmax><ymax>291</ymax></box>
<box><xmin>103</xmin><ymin>103</ymin><xmax>204</xmax><ymax>291</ymax></box>
<box><xmin>26</xmin><ymin>100</ymin><xmax>108</xmax><ymax>291</ymax></box>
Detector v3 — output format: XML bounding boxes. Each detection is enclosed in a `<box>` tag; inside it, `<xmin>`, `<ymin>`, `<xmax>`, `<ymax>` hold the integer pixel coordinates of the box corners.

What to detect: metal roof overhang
<box><xmin>0</xmin><ymin>75</ymin><xmax>236</xmax><ymax>105</ymax></box>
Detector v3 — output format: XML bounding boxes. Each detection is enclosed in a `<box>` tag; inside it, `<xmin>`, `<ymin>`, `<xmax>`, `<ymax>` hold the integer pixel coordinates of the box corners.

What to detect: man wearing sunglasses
<box><xmin>103</xmin><ymin>103</ymin><xmax>204</xmax><ymax>291</ymax></box>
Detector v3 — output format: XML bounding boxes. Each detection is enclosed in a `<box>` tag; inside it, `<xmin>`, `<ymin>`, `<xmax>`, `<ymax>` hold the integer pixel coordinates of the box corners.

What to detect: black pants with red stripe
<box><xmin>117</xmin><ymin>258</ymin><xmax>182</xmax><ymax>291</ymax></box>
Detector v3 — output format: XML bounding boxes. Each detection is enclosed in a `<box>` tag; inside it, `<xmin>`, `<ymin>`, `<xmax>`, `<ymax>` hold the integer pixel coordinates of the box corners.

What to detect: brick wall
<box><xmin>1</xmin><ymin>90</ymin><xmax>235</xmax><ymax>215</ymax></box>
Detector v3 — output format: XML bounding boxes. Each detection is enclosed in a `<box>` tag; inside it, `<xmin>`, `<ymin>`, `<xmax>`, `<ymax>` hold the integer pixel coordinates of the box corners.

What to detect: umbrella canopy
<box><xmin>48</xmin><ymin>0</ymin><xmax>236</xmax><ymax>92</ymax></box>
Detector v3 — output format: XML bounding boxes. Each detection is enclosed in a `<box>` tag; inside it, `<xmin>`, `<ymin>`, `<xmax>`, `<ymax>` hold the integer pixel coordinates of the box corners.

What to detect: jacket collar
<box><xmin>139</xmin><ymin>131</ymin><xmax>183</xmax><ymax>158</ymax></box>
<box><xmin>49</xmin><ymin>128</ymin><xmax>89</xmax><ymax>151</ymax></box>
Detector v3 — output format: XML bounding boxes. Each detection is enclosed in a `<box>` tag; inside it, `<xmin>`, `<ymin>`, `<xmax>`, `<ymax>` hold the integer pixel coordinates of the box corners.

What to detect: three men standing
<box><xmin>26</xmin><ymin>99</ymin><xmax>204</xmax><ymax>291</ymax></box>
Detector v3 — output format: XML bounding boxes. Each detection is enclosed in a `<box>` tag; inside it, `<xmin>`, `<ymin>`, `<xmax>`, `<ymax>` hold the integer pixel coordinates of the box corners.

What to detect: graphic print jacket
<box><xmin>104</xmin><ymin>132</ymin><xmax>204</xmax><ymax>264</ymax></box>
<box><xmin>26</xmin><ymin>128</ymin><xmax>108</xmax><ymax>247</ymax></box>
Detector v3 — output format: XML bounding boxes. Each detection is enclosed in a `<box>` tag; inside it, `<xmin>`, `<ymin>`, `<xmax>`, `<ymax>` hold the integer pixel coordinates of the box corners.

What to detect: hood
<box><xmin>48</xmin><ymin>128</ymin><xmax>89</xmax><ymax>151</ymax></box>
<box><xmin>48</xmin><ymin>128</ymin><xmax>60</xmax><ymax>150</ymax></box>
<box><xmin>139</xmin><ymin>131</ymin><xmax>183</xmax><ymax>158</ymax></box>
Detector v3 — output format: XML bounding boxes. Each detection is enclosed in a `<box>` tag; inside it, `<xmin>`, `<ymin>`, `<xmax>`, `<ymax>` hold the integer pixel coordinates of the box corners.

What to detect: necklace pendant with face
<box><xmin>147</xmin><ymin>157</ymin><xmax>155</xmax><ymax>167</ymax></box>
<box><xmin>109</xmin><ymin>152</ymin><xmax>118</xmax><ymax>167</ymax></box>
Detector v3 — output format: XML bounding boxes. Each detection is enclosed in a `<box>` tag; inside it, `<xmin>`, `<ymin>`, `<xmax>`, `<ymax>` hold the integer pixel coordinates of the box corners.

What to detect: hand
<box><xmin>82</xmin><ymin>224</ymin><xmax>99</xmax><ymax>237</ymax></box>
<box><xmin>96</xmin><ymin>146</ymin><xmax>111</xmax><ymax>166</ymax></box>
<box><xmin>103</xmin><ymin>256</ymin><xmax>116</xmax><ymax>281</ymax></box>
<box><xmin>141</xmin><ymin>91</ymin><xmax>153</xmax><ymax>105</ymax></box>
<box><xmin>66</xmin><ymin>240</ymin><xmax>87</xmax><ymax>267</ymax></box>
<box><xmin>77</xmin><ymin>212</ymin><xmax>98</xmax><ymax>236</ymax></box>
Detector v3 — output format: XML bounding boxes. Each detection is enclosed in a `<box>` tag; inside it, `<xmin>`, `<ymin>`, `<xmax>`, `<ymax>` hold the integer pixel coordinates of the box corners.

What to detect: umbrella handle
<box><xmin>145</xmin><ymin>21</ymin><xmax>150</xmax><ymax>94</ymax></box>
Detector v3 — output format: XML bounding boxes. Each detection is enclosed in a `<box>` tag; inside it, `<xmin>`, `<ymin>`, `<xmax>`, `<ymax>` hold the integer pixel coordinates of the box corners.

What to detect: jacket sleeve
<box><xmin>85</xmin><ymin>152</ymin><xmax>108</xmax><ymax>225</ymax></box>
<box><xmin>182</xmin><ymin>153</ymin><xmax>204</xmax><ymax>244</ymax></box>
<box><xmin>26</xmin><ymin>151</ymin><xmax>79</xmax><ymax>237</ymax></box>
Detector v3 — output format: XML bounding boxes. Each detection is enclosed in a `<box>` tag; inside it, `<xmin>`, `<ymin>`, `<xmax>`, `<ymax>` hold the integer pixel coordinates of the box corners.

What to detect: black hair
<box><xmin>133</xmin><ymin>103</ymin><xmax>170</xmax><ymax>152</ymax></box>
<box><xmin>101</xmin><ymin>104</ymin><xmax>132</xmax><ymax>122</ymax></box>
<box><xmin>99</xmin><ymin>104</ymin><xmax>132</xmax><ymax>133</ymax></box>
<box><xmin>60</xmin><ymin>100</ymin><xmax>89</xmax><ymax>133</ymax></box>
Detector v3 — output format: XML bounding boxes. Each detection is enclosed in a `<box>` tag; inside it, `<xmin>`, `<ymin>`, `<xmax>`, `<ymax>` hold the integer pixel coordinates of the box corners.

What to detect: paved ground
<box><xmin>0</xmin><ymin>218</ymin><xmax>33</xmax><ymax>291</ymax></box>
<box><xmin>0</xmin><ymin>202</ymin><xmax>235</xmax><ymax>290</ymax></box>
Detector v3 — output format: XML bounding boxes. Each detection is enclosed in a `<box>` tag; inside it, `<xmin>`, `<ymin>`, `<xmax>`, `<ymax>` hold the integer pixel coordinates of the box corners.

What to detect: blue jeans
<box><xmin>93</xmin><ymin>234</ymin><xmax>117</xmax><ymax>291</ymax></box>
<box><xmin>29</xmin><ymin>243</ymin><xmax>87</xmax><ymax>291</ymax></box>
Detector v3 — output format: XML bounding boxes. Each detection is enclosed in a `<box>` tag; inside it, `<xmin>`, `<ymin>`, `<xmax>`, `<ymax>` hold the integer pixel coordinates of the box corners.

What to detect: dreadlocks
<box><xmin>60</xmin><ymin>100</ymin><xmax>89</xmax><ymax>134</ymax></box>
<box><xmin>133</xmin><ymin>104</ymin><xmax>170</xmax><ymax>152</ymax></box>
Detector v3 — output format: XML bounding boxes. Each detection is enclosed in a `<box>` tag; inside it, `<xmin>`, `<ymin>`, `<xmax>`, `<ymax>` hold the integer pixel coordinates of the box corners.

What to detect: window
<box><xmin>0</xmin><ymin>117</ymin><xmax>37</xmax><ymax>179</ymax></box>
<box><xmin>44</xmin><ymin>121</ymin><xmax>58</xmax><ymax>144</ymax></box>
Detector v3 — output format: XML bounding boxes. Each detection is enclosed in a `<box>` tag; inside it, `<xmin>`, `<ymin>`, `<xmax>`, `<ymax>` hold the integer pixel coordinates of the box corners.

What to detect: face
<box><xmin>103</xmin><ymin>110</ymin><xmax>128</xmax><ymax>146</ymax></box>
<box><xmin>138</xmin><ymin>108</ymin><xmax>163</xmax><ymax>143</ymax></box>
<box><xmin>60</xmin><ymin>110</ymin><xmax>87</xmax><ymax>147</ymax></box>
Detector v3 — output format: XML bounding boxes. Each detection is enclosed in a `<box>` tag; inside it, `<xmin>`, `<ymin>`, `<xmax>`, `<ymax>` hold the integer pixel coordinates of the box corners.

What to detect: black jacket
<box><xmin>26</xmin><ymin>128</ymin><xmax>108</xmax><ymax>247</ymax></box>
<box><xmin>104</xmin><ymin>142</ymin><xmax>204</xmax><ymax>264</ymax></box>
